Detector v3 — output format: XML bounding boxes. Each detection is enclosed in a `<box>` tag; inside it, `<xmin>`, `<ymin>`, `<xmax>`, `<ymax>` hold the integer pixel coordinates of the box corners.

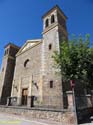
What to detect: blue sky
<box><xmin>0</xmin><ymin>0</ymin><xmax>93</xmax><ymax>66</ymax></box>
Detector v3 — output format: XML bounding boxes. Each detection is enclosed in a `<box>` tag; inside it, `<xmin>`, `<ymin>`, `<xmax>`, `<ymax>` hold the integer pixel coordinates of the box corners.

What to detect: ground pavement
<box><xmin>1</xmin><ymin>112</ymin><xmax>93</xmax><ymax>125</ymax></box>
<box><xmin>0</xmin><ymin>112</ymin><xmax>63</xmax><ymax>125</ymax></box>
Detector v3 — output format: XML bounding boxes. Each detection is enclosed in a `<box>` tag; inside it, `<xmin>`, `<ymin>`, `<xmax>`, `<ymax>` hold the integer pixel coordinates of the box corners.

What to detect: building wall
<box><xmin>0</xmin><ymin>56</ymin><xmax>7</xmax><ymax>98</ymax></box>
<box><xmin>0</xmin><ymin>72</ymin><xmax>3</xmax><ymax>97</ymax></box>
<box><xmin>10</xmin><ymin>6</ymin><xmax>68</xmax><ymax>108</ymax></box>
<box><xmin>42</xmin><ymin>26</ymin><xmax>63</xmax><ymax>107</ymax></box>
<box><xmin>11</xmin><ymin>42</ymin><xmax>42</xmax><ymax>105</ymax></box>
<box><xmin>0</xmin><ymin>44</ymin><xmax>20</xmax><ymax>104</ymax></box>
<box><xmin>0</xmin><ymin>6</ymin><xmax>68</xmax><ymax>108</ymax></box>
<box><xmin>41</xmin><ymin>7</ymin><xmax>67</xmax><ymax>107</ymax></box>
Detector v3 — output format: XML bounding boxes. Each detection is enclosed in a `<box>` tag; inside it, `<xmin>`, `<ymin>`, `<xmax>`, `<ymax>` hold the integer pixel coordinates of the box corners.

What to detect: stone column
<box><xmin>67</xmin><ymin>91</ymin><xmax>78</xmax><ymax>125</ymax></box>
<box><xmin>66</xmin><ymin>91</ymin><xmax>74</xmax><ymax>110</ymax></box>
<box><xmin>11</xmin><ymin>80</ymin><xmax>15</xmax><ymax>97</ymax></box>
<box><xmin>27</xmin><ymin>77</ymin><xmax>32</xmax><ymax>107</ymax></box>
<box><xmin>17</xmin><ymin>78</ymin><xmax>21</xmax><ymax>106</ymax></box>
<box><xmin>86</xmin><ymin>94</ymin><xmax>92</xmax><ymax>108</ymax></box>
<box><xmin>39</xmin><ymin>75</ymin><xmax>43</xmax><ymax>105</ymax></box>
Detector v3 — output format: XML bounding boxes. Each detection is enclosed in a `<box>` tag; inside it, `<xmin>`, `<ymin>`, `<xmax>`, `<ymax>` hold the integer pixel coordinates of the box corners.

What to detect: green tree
<box><xmin>53</xmin><ymin>34</ymin><xmax>93</xmax><ymax>88</ymax></box>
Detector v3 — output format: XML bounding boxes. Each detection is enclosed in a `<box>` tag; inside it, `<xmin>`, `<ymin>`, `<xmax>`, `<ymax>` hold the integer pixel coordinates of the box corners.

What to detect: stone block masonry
<box><xmin>0</xmin><ymin>105</ymin><xmax>76</xmax><ymax>125</ymax></box>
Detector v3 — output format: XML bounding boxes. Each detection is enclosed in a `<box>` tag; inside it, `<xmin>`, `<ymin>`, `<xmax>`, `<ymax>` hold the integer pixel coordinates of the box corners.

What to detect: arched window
<box><xmin>51</xmin><ymin>15</ymin><xmax>55</xmax><ymax>24</ymax></box>
<box><xmin>4</xmin><ymin>50</ymin><xmax>6</xmax><ymax>56</ymax></box>
<box><xmin>6</xmin><ymin>49</ymin><xmax>9</xmax><ymax>54</ymax></box>
<box><xmin>45</xmin><ymin>19</ymin><xmax>49</xmax><ymax>28</ymax></box>
<box><xmin>4</xmin><ymin>49</ymin><xmax>9</xmax><ymax>56</ymax></box>
<box><xmin>24</xmin><ymin>59</ymin><xmax>30</xmax><ymax>68</ymax></box>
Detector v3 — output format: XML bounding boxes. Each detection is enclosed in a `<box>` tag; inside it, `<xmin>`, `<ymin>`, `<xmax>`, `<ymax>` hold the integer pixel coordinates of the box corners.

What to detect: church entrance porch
<box><xmin>21</xmin><ymin>88</ymin><xmax>28</xmax><ymax>106</ymax></box>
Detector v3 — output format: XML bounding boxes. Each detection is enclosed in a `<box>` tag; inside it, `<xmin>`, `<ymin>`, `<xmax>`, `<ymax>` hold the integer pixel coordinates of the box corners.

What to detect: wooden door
<box><xmin>22</xmin><ymin>88</ymin><xmax>28</xmax><ymax>105</ymax></box>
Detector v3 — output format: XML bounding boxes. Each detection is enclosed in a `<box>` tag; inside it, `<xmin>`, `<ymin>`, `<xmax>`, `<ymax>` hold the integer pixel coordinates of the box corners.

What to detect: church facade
<box><xmin>0</xmin><ymin>5</ymin><xmax>68</xmax><ymax>107</ymax></box>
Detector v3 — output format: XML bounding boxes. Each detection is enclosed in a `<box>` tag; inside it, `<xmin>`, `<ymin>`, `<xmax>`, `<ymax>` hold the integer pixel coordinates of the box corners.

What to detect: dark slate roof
<box><xmin>4</xmin><ymin>42</ymin><xmax>20</xmax><ymax>49</ymax></box>
<box><xmin>42</xmin><ymin>5</ymin><xmax>67</xmax><ymax>19</ymax></box>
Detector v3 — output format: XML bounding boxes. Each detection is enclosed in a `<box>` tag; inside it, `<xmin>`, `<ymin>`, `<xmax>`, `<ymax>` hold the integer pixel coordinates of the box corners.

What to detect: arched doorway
<box><xmin>21</xmin><ymin>88</ymin><xmax>28</xmax><ymax>105</ymax></box>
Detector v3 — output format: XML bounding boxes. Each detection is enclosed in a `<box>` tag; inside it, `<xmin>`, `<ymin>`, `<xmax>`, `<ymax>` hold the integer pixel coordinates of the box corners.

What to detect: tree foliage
<box><xmin>53</xmin><ymin>34</ymin><xmax>93</xmax><ymax>87</ymax></box>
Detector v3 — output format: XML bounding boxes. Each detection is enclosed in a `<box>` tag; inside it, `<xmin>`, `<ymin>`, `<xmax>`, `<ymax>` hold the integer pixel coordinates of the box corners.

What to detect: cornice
<box><xmin>16</xmin><ymin>41</ymin><xmax>42</xmax><ymax>57</ymax></box>
<box><xmin>4</xmin><ymin>55</ymin><xmax>15</xmax><ymax>60</ymax></box>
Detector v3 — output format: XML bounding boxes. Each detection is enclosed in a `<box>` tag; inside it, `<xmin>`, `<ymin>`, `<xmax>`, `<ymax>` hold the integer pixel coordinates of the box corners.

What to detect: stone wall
<box><xmin>11</xmin><ymin>41</ymin><xmax>42</xmax><ymax>106</ymax></box>
<box><xmin>0</xmin><ymin>72</ymin><xmax>2</xmax><ymax>97</ymax></box>
<box><xmin>0</xmin><ymin>44</ymin><xmax>20</xmax><ymax>105</ymax></box>
<box><xmin>13</xmin><ymin>42</ymin><xmax>42</xmax><ymax>81</ymax></box>
<box><xmin>0</xmin><ymin>105</ymin><xmax>76</xmax><ymax>124</ymax></box>
<box><xmin>42</xmin><ymin>13</ymin><xmax>63</xmax><ymax>107</ymax></box>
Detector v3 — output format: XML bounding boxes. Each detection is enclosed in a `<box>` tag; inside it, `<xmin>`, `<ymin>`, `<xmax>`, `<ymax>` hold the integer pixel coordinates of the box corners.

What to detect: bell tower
<box><xmin>0</xmin><ymin>43</ymin><xmax>20</xmax><ymax>104</ymax></box>
<box><xmin>41</xmin><ymin>5</ymin><xmax>68</xmax><ymax>108</ymax></box>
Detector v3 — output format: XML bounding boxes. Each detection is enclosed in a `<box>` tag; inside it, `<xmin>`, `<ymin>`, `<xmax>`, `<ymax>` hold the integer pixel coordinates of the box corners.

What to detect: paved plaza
<box><xmin>0</xmin><ymin>112</ymin><xmax>62</xmax><ymax>125</ymax></box>
<box><xmin>0</xmin><ymin>112</ymin><xmax>93</xmax><ymax>125</ymax></box>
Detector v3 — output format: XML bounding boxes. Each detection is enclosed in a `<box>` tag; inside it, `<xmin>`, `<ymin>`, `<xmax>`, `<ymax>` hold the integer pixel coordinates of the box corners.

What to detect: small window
<box><xmin>6</xmin><ymin>49</ymin><xmax>9</xmax><ymax>54</ymax></box>
<box><xmin>45</xmin><ymin>19</ymin><xmax>49</xmax><ymax>28</ymax></box>
<box><xmin>50</xmin><ymin>81</ymin><xmax>53</xmax><ymax>88</ymax></box>
<box><xmin>4</xmin><ymin>49</ymin><xmax>9</xmax><ymax>56</ymax></box>
<box><xmin>51</xmin><ymin>15</ymin><xmax>55</xmax><ymax>24</ymax></box>
<box><xmin>4</xmin><ymin>50</ymin><xmax>6</xmax><ymax>56</ymax></box>
<box><xmin>2</xmin><ymin>67</ymin><xmax>4</xmax><ymax>72</ymax></box>
<box><xmin>24</xmin><ymin>59</ymin><xmax>30</xmax><ymax>67</ymax></box>
<box><xmin>49</xmin><ymin>44</ymin><xmax>52</xmax><ymax>50</ymax></box>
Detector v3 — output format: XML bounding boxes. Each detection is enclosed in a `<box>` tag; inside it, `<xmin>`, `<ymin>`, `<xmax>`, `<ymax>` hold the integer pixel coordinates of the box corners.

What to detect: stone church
<box><xmin>0</xmin><ymin>5</ymin><xmax>68</xmax><ymax>107</ymax></box>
